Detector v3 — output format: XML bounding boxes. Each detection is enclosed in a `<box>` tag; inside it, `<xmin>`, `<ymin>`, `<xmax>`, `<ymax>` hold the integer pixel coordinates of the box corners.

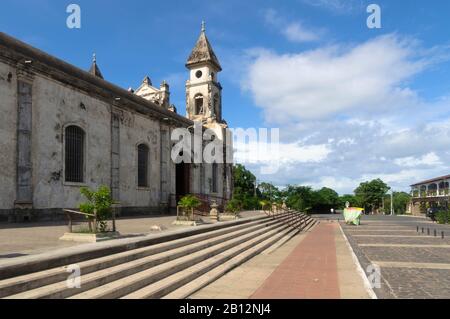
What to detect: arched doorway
<box><xmin>176</xmin><ymin>162</ymin><xmax>191</xmax><ymax>202</ymax></box>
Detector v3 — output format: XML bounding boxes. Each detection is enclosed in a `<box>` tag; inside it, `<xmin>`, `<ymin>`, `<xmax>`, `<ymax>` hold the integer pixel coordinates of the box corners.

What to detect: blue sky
<box><xmin>2</xmin><ymin>0</ymin><xmax>450</xmax><ymax>193</ymax></box>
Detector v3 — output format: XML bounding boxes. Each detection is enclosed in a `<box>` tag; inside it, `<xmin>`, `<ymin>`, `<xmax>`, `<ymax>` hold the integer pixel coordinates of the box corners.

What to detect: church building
<box><xmin>0</xmin><ymin>24</ymin><xmax>233</xmax><ymax>222</ymax></box>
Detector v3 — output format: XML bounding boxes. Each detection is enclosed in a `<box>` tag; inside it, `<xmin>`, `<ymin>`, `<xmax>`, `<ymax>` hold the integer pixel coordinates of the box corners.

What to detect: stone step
<box><xmin>0</xmin><ymin>215</ymin><xmax>275</xmax><ymax>298</ymax></box>
<box><xmin>68</xmin><ymin>216</ymin><xmax>303</xmax><ymax>299</ymax></box>
<box><xmin>162</xmin><ymin>227</ymin><xmax>301</xmax><ymax>299</ymax></box>
<box><xmin>304</xmin><ymin>218</ymin><xmax>318</xmax><ymax>232</ymax></box>
<box><xmin>128</xmin><ymin>226</ymin><xmax>300</xmax><ymax>299</ymax></box>
<box><xmin>0</xmin><ymin>214</ymin><xmax>269</xmax><ymax>281</ymax></box>
<box><xmin>5</xmin><ymin>214</ymin><xmax>296</xmax><ymax>299</ymax></box>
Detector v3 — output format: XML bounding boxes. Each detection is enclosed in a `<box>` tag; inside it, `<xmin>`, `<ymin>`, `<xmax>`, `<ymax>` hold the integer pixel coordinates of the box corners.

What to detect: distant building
<box><xmin>0</xmin><ymin>23</ymin><xmax>233</xmax><ymax>222</ymax></box>
<box><xmin>409</xmin><ymin>175</ymin><xmax>450</xmax><ymax>215</ymax></box>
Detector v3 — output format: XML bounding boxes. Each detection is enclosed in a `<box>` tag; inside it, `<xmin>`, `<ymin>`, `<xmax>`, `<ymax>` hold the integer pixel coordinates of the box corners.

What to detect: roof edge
<box><xmin>0</xmin><ymin>32</ymin><xmax>192</xmax><ymax>127</ymax></box>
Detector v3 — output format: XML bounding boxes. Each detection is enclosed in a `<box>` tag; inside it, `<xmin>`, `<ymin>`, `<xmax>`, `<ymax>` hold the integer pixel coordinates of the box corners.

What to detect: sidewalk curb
<box><xmin>338</xmin><ymin>224</ymin><xmax>378</xmax><ymax>300</ymax></box>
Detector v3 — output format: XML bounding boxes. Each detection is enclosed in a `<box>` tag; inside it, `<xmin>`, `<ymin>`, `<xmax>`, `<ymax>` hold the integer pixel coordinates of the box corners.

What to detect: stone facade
<box><xmin>0</xmin><ymin>27</ymin><xmax>233</xmax><ymax>222</ymax></box>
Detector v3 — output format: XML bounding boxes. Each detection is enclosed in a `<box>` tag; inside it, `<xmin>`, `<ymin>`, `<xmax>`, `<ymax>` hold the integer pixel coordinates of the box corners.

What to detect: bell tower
<box><xmin>186</xmin><ymin>22</ymin><xmax>223</xmax><ymax>123</ymax></box>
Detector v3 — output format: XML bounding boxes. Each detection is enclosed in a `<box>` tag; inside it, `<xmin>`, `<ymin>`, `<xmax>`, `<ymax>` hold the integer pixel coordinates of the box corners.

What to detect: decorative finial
<box><xmin>93</xmin><ymin>53</ymin><xmax>96</xmax><ymax>63</ymax></box>
<box><xmin>201</xmin><ymin>20</ymin><xmax>206</xmax><ymax>33</ymax></box>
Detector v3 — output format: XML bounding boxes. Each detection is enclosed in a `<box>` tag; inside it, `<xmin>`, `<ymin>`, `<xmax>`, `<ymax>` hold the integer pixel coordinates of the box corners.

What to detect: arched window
<box><xmin>65</xmin><ymin>125</ymin><xmax>85</xmax><ymax>183</ymax></box>
<box><xmin>213</xmin><ymin>94</ymin><xmax>219</xmax><ymax>117</ymax></box>
<box><xmin>212</xmin><ymin>163</ymin><xmax>218</xmax><ymax>193</ymax></box>
<box><xmin>138</xmin><ymin>144</ymin><xmax>149</xmax><ymax>187</ymax></box>
<box><xmin>194</xmin><ymin>94</ymin><xmax>203</xmax><ymax>115</ymax></box>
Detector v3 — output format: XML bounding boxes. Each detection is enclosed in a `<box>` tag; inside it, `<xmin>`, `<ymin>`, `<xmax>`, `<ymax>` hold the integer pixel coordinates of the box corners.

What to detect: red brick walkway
<box><xmin>251</xmin><ymin>222</ymin><xmax>340</xmax><ymax>299</ymax></box>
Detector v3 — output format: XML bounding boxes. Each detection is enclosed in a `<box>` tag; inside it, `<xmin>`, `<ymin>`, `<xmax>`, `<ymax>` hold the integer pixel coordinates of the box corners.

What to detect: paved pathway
<box><xmin>251</xmin><ymin>222</ymin><xmax>340</xmax><ymax>299</ymax></box>
<box><xmin>192</xmin><ymin>220</ymin><xmax>370</xmax><ymax>299</ymax></box>
<box><xmin>341</xmin><ymin>215</ymin><xmax>450</xmax><ymax>299</ymax></box>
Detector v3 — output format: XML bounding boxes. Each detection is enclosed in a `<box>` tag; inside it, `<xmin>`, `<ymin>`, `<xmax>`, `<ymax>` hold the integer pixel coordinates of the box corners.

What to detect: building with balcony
<box><xmin>409</xmin><ymin>175</ymin><xmax>450</xmax><ymax>216</ymax></box>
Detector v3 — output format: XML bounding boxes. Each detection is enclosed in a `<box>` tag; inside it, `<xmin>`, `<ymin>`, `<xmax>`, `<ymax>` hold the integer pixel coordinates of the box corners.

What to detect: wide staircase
<box><xmin>0</xmin><ymin>211</ymin><xmax>316</xmax><ymax>299</ymax></box>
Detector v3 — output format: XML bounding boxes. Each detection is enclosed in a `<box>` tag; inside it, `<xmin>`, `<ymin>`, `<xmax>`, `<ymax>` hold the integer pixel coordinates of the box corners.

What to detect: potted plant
<box><xmin>177</xmin><ymin>195</ymin><xmax>201</xmax><ymax>221</ymax></box>
<box><xmin>79</xmin><ymin>185</ymin><xmax>113</xmax><ymax>233</ymax></box>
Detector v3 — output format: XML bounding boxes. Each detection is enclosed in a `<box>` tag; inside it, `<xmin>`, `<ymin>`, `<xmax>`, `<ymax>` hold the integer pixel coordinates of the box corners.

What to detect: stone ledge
<box><xmin>59</xmin><ymin>232</ymin><xmax>122</xmax><ymax>243</ymax></box>
<box><xmin>219</xmin><ymin>214</ymin><xmax>237</xmax><ymax>222</ymax></box>
<box><xmin>172</xmin><ymin>220</ymin><xmax>197</xmax><ymax>227</ymax></box>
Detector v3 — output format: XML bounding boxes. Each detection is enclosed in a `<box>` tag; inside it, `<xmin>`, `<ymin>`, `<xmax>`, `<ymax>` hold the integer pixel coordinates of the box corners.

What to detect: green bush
<box><xmin>259</xmin><ymin>200</ymin><xmax>271</xmax><ymax>211</ymax></box>
<box><xmin>225</xmin><ymin>198</ymin><xmax>242</xmax><ymax>215</ymax></box>
<box><xmin>79</xmin><ymin>185</ymin><xmax>113</xmax><ymax>233</ymax></box>
<box><xmin>178</xmin><ymin>195</ymin><xmax>201</xmax><ymax>210</ymax></box>
<box><xmin>178</xmin><ymin>195</ymin><xmax>202</xmax><ymax>221</ymax></box>
<box><xmin>436</xmin><ymin>210</ymin><xmax>450</xmax><ymax>225</ymax></box>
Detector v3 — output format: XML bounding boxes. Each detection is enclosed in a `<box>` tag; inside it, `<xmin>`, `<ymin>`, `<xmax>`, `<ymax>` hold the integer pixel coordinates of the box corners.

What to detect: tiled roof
<box><xmin>186</xmin><ymin>30</ymin><xmax>222</xmax><ymax>71</ymax></box>
<box><xmin>411</xmin><ymin>174</ymin><xmax>450</xmax><ymax>186</ymax></box>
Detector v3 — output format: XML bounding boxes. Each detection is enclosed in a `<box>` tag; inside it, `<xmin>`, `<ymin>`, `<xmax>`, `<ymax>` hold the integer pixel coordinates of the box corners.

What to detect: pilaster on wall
<box><xmin>160</xmin><ymin>128</ymin><xmax>170</xmax><ymax>206</ymax></box>
<box><xmin>15</xmin><ymin>66</ymin><xmax>34</xmax><ymax>211</ymax></box>
<box><xmin>111</xmin><ymin>111</ymin><xmax>121</xmax><ymax>203</ymax></box>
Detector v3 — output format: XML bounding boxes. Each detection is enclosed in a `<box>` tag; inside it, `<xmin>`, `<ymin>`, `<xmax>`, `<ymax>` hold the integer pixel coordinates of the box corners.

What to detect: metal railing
<box><xmin>268</xmin><ymin>206</ymin><xmax>312</xmax><ymax>231</ymax></box>
<box><xmin>62</xmin><ymin>208</ymin><xmax>117</xmax><ymax>233</ymax></box>
<box><xmin>412</xmin><ymin>189</ymin><xmax>450</xmax><ymax>198</ymax></box>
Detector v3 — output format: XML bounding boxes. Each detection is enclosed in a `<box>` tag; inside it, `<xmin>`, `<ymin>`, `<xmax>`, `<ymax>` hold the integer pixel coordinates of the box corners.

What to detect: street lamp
<box><xmin>390</xmin><ymin>190</ymin><xmax>394</xmax><ymax>216</ymax></box>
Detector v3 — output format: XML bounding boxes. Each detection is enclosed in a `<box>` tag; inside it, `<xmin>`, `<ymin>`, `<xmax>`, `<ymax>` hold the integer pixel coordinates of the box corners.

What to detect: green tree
<box><xmin>339</xmin><ymin>194</ymin><xmax>361</xmax><ymax>209</ymax></box>
<box><xmin>258</xmin><ymin>182</ymin><xmax>281</xmax><ymax>202</ymax></box>
<box><xmin>232</xmin><ymin>164</ymin><xmax>259</xmax><ymax>210</ymax></box>
<box><xmin>383</xmin><ymin>192</ymin><xmax>411</xmax><ymax>215</ymax></box>
<box><xmin>313</xmin><ymin>187</ymin><xmax>340</xmax><ymax>213</ymax></box>
<box><xmin>282</xmin><ymin>185</ymin><xmax>315</xmax><ymax>213</ymax></box>
<box><xmin>354</xmin><ymin>179</ymin><xmax>390</xmax><ymax>213</ymax></box>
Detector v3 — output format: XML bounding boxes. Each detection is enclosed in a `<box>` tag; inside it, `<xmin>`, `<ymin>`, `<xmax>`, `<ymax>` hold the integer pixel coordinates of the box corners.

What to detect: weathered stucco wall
<box><xmin>119</xmin><ymin>111</ymin><xmax>161</xmax><ymax>209</ymax></box>
<box><xmin>32</xmin><ymin>75</ymin><xmax>112</xmax><ymax>209</ymax></box>
<box><xmin>0</xmin><ymin>61</ymin><xmax>17</xmax><ymax>210</ymax></box>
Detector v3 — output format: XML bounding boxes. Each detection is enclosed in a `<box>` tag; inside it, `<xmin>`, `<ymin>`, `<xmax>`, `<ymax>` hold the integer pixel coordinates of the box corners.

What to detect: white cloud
<box><xmin>310</xmin><ymin>176</ymin><xmax>359</xmax><ymax>194</ymax></box>
<box><xmin>282</xmin><ymin>23</ymin><xmax>319</xmax><ymax>43</ymax></box>
<box><xmin>234</xmin><ymin>140</ymin><xmax>331</xmax><ymax>167</ymax></box>
<box><xmin>244</xmin><ymin>34</ymin><xmax>428</xmax><ymax>122</ymax></box>
<box><xmin>394</xmin><ymin>152</ymin><xmax>442</xmax><ymax>168</ymax></box>
<box><xmin>361</xmin><ymin>169</ymin><xmax>442</xmax><ymax>186</ymax></box>
<box><xmin>237</xmin><ymin>33</ymin><xmax>450</xmax><ymax>193</ymax></box>
<box><xmin>264</xmin><ymin>9</ymin><xmax>323</xmax><ymax>43</ymax></box>
<box><xmin>300</xmin><ymin>0</ymin><xmax>361</xmax><ymax>14</ymax></box>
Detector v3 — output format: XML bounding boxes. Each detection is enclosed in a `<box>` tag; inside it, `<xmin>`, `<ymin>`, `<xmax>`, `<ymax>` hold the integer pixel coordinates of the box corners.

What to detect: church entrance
<box><xmin>176</xmin><ymin>162</ymin><xmax>191</xmax><ymax>202</ymax></box>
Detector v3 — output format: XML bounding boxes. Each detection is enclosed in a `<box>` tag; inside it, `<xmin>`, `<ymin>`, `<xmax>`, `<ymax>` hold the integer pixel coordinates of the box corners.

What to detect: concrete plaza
<box><xmin>341</xmin><ymin>215</ymin><xmax>450</xmax><ymax>298</ymax></box>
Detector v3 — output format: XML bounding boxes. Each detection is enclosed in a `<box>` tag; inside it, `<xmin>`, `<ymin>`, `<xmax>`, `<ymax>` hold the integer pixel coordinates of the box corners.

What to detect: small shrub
<box><xmin>225</xmin><ymin>199</ymin><xmax>242</xmax><ymax>215</ymax></box>
<box><xmin>79</xmin><ymin>185</ymin><xmax>113</xmax><ymax>233</ymax></box>
<box><xmin>260</xmin><ymin>200</ymin><xmax>271</xmax><ymax>212</ymax></box>
<box><xmin>178</xmin><ymin>195</ymin><xmax>201</xmax><ymax>210</ymax></box>
<box><xmin>436</xmin><ymin>210</ymin><xmax>450</xmax><ymax>225</ymax></box>
<box><xmin>178</xmin><ymin>195</ymin><xmax>201</xmax><ymax>221</ymax></box>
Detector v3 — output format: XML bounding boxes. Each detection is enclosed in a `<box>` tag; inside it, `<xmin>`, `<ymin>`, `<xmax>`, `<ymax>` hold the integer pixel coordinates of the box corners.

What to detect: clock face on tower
<box><xmin>196</xmin><ymin>70</ymin><xmax>203</xmax><ymax>79</ymax></box>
